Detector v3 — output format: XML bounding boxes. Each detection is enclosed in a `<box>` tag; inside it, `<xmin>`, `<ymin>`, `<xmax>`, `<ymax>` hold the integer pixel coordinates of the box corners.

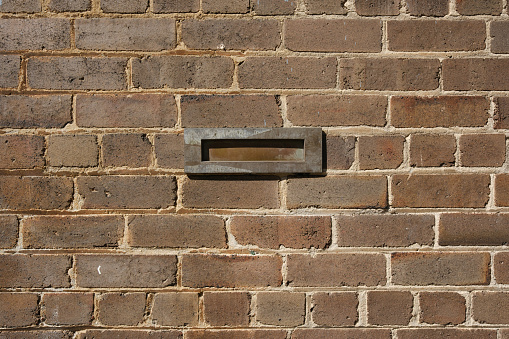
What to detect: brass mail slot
<box><xmin>202</xmin><ymin>139</ymin><xmax>305</xmax><ymax>162</ymax></box>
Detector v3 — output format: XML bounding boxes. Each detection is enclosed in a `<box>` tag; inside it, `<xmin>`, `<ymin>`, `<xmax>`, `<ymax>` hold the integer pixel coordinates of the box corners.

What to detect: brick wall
<box><xmin>1</xmin><ymin>0</ymin><xmax>509</xmax><ymax>337</ymax></box>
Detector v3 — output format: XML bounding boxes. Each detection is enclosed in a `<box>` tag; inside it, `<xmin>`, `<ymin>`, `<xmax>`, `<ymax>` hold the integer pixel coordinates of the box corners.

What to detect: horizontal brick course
<box><xmin>153</xmin><ymin>0</ymin><xmax>199</xmax><ymax>13</ymax></box>
<box><xmin>76</xmin><ymin>330</ymin><xmax>182</xmax><ymax>339</ymax></box>
<box><xmin>0</xmin><ymin>18</ymin><xmax>70</xmax><ymax>51</ymax></box>
<box><xmin>187</xmin><ymin>330</ymin><xmax>286</xmax><ymax>339</ymax></box>
<box><xmin>47</xmin><ymin>135</ymin><xmax>99</xmax><ymax>167</ymax></box>
<box><xmin>101</xmin><ymin>0</ymin><xmax>148</xmax><ymax>13</ymax></box>
<box><xmin>397</xmin><ymin>329</ymin><xmax>497</xmax><ymax>339</ymax></box>
<box><xmin>48</xmin><ymin>0</ymin><xmax>90</xmax><ymax>11</ymax></box>
<box><xmin>0</xmin><ymin>95</ymin><xmax>71</xmax><ymax>128</ymax></box>
<box><xmin>406</xmin><ymin>0</ymin><xmax>448</xmax><ymax>16</ymax></box>
<box><xmin>356</xmin><ymin>0</ymin><xmax>400</xmax><ymax>15</ymax></box>
<box><xmin>494</xmin><ymin>252</ymin><xmax>509</xmax><ymax>283</ymax></box>
<box><xmin>292</xmin><ymin>329</ymin><xmax>391</xmax><ymax>339</ymax></box>
<box><xmin>440</xmin><ymin>213</ymin><xmax>509</xmax><ymax>246</ymax></box>
<box><xmin>443</xmin><ymin>59</ymin><xmax>509</xmax><ymax>91</ymax></box>
<box><xmin>0</xmin><ymin>0</ymin><xmax>41</xmax><ymax>12</ymax></box>
<box><xmin>456</xmin><ymin>0</ymin><xmax>502</xmax><ymax>15</ymax></box>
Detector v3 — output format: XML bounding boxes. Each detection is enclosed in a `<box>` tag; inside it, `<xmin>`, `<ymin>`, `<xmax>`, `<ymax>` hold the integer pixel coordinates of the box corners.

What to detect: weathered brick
<box><xmin>102</xmin><ymin>0</ymin><xmax>148</xmax><ymax>13</ymax></box>
<box><xmin>326</xmin><ymin>135</ymin><xmax>356</xmax><ymax>170</ymax></box>
<box><xmin>0</xmin><ymin>176</ymin><xmax>73</xmax><ymax>210</ymax></box>
<box><xmin>410</xmin><ymin>134</ymin><xmax>456</xmax><ymax>167</ymax></box>
<box><xmin>304</xmin><ymin>0</ymin><xmax>347</xmax><ymax>14</ymax></box>
<box><xmin>367</xmin><ymin>291</ymin><xmax>413</xmax><ymax>325</ymax></box>
<box><xmin>252</xmin><ymin>0</ymin><xmax>295</xmax><ymax>14</ymax></box>
<box><xmin>0</xmin><ymin>0</ymin><xmax>41</xmax><ymax>12</ymax></box>
<box><xmin>0</xmin><ymin>215</ymin><xmax>18</xmax><ymax>249</ymax></box>
<box><xmin>257</xmin><ymin>292</ymin><xmax>305</xmax><ymax>326</ymax></box>
<box><xmin>181</xmin><ymin>254</ymin><xmax>282</xmax><ymax>288</ymax></box>
<box><xmin>0</xmin><ymin>55</ymin><xmax>20</xmax><ymax>88</ymax></box>
<box><xmin>0</xmin><ymin>293</ymin><xmax>38</xmax><ymax>327</ymax></box>
<box><xmin>495</xmin><ymin>97</ymin><xmax>509</xmax><ymax>129</ymax></box>
<box><xmin>181</xmin><ymin>95</ymin><xmax>281</xmax><ymax>128</ymax></box>
<box><xmin>28</xmin><ymin>57</ymin><xmax>127</xmax><ymax>90</ymax></box>
<box><xmin>183</xmin><ymin>19</ymin><xmax>280</xmax><ymax>51</ymax></box>
<box><xmin>406</xmin><ymin>0</ymin><xmax>448</xmax><ymax>16</ymax></box>
<box><xmin>311</xmin><ymin>292</ymin><xmax>358</xmax><ymax>326</ymax></box>
<box><xmin>495</xmin><ymin>252</ymin><xmax>509</xmax><ymax>283</ymax></box>
<box><xmin>391</xmin><ymin>252</ymin><xmax>490</xmax><ymax>285</ymax></box>
<box><xmin>76</xmin><ymin>18</ymin><xmax>175</xmax><ymax>51</ymax></box>
<box><xmin>502</xmin><ymin>329</ymin><xmax>509</xmax><ymax>339</ymax></box>
<box><xmin>473</xmin><ymin>292</ymin><xmax>509</xmax><ymax>324</ymax></box>
<box><xmin>0</xmin><ymin>254</ymin><xmax>71</xmax><ymax>288</ymax></box>
<box><xmin>0</xmin><ymin>95</ymin><xmax>71</xmax><ymax>128</ymax></box>
<box><xmin>337</xmin><ymin>214</ymin><xmax>434</xmax><ymax>247</ymax></box>
<box><xmin>494</xmin><ymin>174</ymin><xmax>509</xmax><ymax>207</ymax></box>
<box><xmin>287</xmin><ymin>254</ymin><xmax>386</xmax><ymax>287</ymax></box>
<box><xmin>491</xmin><ymin>21</ymin><xmax>509</xmax><ymax>54</ymax></box>
<box><xmin>151</xmin><ymin>293</ymin><xmax>198</xmax><ymax>326</ymax></box>
<box><xmin>97</xmin><ymin>293</ymin><xmax>146</xmax><ymax>326</ymax></box>
<box><xmin>292</xmin><ymin>329</ymin><xmax>391</xmax><ymax>339</ymax></box>
<box><xmin>0</xmin><ymin>331</ymin><xmax>71</xmax><ymax>339</ymax></box>
<box><xmin>75</xmin><ymin>254</ymin><xmax>177</xmax><ymax>288</ymax></box>
<box><xmin>153</xmin><ymin>0</ymin><xmax>199</xmax><ymax>13</ymax></box>
<box><xmin>392</xmin><ymin>174</ymin><xmax>490</xmax><ymax>208</ymax></box>
<box><xmin>23</xmin><ymin>215</ymin><xmax>123</xmax><ymax>249</ymax></box>
<box><xmin>0</xmin><ymin>18</ymin><xmax>70</xmax><ymax>51</ymax></box>
<box><xmin>356</xmin><ymin>0</ymin><xmax>400</xmax><ymax>15</ymax></box>
<box><xmin>456</xmin><ymin>0</ymin><xmax>502</xmax><ymax>15</ymax></box>
<box><xmin>204</xmin><ymin>292</ymin><xmax>250</xmax><ymax>326</ymax></box>
<box><xmin>238</xmin><ymin>57</ymin><xmax>337</xmax><ymax>89</ymax></box>
<box><xmin>187</xmin><ymin>330</ymin><xmax>286</xmax><ymax>339</ymax></box>
<box><xmin>0</xmin><ymin>135</ymin><xmax>45</xmax><ymax>169</ymax></box>
<box><xmin>182</xmin><ymin>178</ymin><xmax>279</xmax><ymax>209</ymax></box>
<box><xmin>77</xmin><ymin>176</ymin><xmax>176</xmax><ymax>209</ymax></box>
<box><xmin>132</xmin><ymin>56</ymin><xmax>234</xmax><ymax>89</ymax></box>
<box><xmin>440</xmin><ymin>213</ymin><xmax>509</xmax><ymax>246</ymax></box>
<box><xmin>155</xmin><ymin>134</ymin><xmax>184</xmax><ymax>168</ymax></box>
<box><xmin>419</xmin><ymin>292</ymin><xmax>465</xmax><ymax>325</ymax></box>
<box><xmin>358</xmin><ymin>135</ymin><xmax>405</xmax><ymax>169</ymax></box>
<box><xmin>127</xmin><ymin>215</ymin><xmax>226</xmax><ymax>248</ymax></box>
<box><xmin>287</xmin><ymin>176</ymin><xmax>387</xmax><ymax>209</ymax></box>
<box><xmin>76</xmin><ymin>330</ymin><xmax>181</xmax><ymax>339</ymax></box>
<box><xmin>460</xmin><ymin>134</ymin><xmax>506</xmax><ymax>167</ymax></box>
<box><xmin>47</xmin><ymin>135</ymin><xmax>99</xmax><ymax>167</ymax></box>
<box><xmin>397</xmin><ymin>329</ymin><xmax>496</xmax><ymax>339</ymax></box>
<box><xmin>42</xmin><ymin>293</ymin><xmax>94</xmax><ymax>326</ymax></box>
<box><xmin>391</xmin><ymin>96</ymin><xmax>490</xmax><ymax>128</ymax></box>
<box><xmin>285</xmin><ymin>19</ymin><xmax>381</xmax><ymax>52</ymax></box>
<box><xmin>443</xmin><ymin>59</ymin><xmax>509</xmax><ymax>91</ymax></box>
<box><xmin>287</xmin><ymin>95</ymin><xmax>387</xmax><ymax>127</ymax></box>
<box><xmin>102</xmin><ymin>134</ymin><xmax>152</xmax><ymax>168</ymax></box>
<box><xmin>202</xmin><ymin>0</ymin><xmax>249</xmax><ymax>13</ymax></box>
<box><xmin>48</xmin><ymin>0</ymin><xmax>90</xmax><ymax>11</ymax></box>
<box><xmin>341</xmin><ymin>58</ymin><xmax>440</xmax><ymax>90</ymax></box>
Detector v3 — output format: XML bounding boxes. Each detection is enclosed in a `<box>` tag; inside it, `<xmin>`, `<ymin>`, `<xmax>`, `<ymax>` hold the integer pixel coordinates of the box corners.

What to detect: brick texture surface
<box><xmin>48</xmin><ymin>0</ymin><xmax>90</xmax><ymax>11</ymax></box>
<box><xmin>440</xmin><ymin>213</ymin><xmax>509</xmax><ymax>246</ymax></box>
<box><xmin>0</xmin><ymin>0</ymin><xmax>41</xmax><ymax>12</ymax></box>
<box><xmin>410</xmin><ymin>134</ymin><xmax>456</xmax><ymax>167</ymax></box>
<box><xmin>0</xmin><ymin>293</ymin><xmax>39</xmax><ymax>327</ymax></box>
<box><xmin>256</xmin><ymin>292</ymin><xmax>305</xmax><ymax>326</ymax></box>
<box><xmin>0</xmin><ymin>55</ymin><xmax>20</xmax><ymax>88</ymax></box>
<box><xmin>367</xmin><ymin>291</ymin><xmax>413</xmax><ymax>325</ymax></box>
<box><xmin>97</xmin><ymin>293</ymin><xmax>146</xmax><ymax>326</ymax></box>
<box><xmin>0</xmin><ymin>215</ymin><xmax>18</xmax><ymax>249</ymax></box>
<box><xmin>406</xmin><ymin>0</ymin><xmax>448</xmax><ymax>16</ymax></box>
<box><xmin>311</xmin><ymin>292</ymin><xmax>358</xmax><ymax>326</ymax></box>
<box><xmin>304</xmin><ymin>0</ymin><xmax>347</xmax><ymax>14</ymax></box>
<box><xmin>0</xmin><ymin>95</ymin><xmax>72</xmax><ymax>128</ymax></box>
<box><xmin>151</xmin><ymin>292</ymin><xmax>198</xmax><ymax>326</ymax></box>
<box><xmin>47</xmin><ymin>135</ymin><xmax>98</xmax><ymax>167</ymax></box>
<box><xmin>101</xmin><ymin>0</ymin><xmax>148</xmax><ymax>13</ymax></box>
<box><xmin>358</xmin><ymin>135</ymin><xmax>405</xmax><ymax>169</ymax></box>
<box><xmin>42</xmin><ymin>293</ymin><xmax>94</xmax><ymax>325</ymax></box>
<box><xmin>459</xmin><ymin>134</ymin><xmax>506</xmax><ymax>167</ymax></box>
<box><xmin>491</xmin><ymin>21</ymin><xmax>509</xmax><ymax>53</ymax></box>
<box><xmin>494</xmin><ymin>252</ymin><xmax>509</xmax><ymax>283</ymax></box>
<box><xmin>419</xmin><ymin>292</ymin><xmax>466</xmax><ymax>325</ymax></box>
<box><xmin>456</xmin><ymin>0</ymin><xmax>502</xmax><ymax>15</ymax></box>
<box><xmin>472</xmin><ymin>292</ymin><xmax>509</xmax><ymax>324</ymax></box>
<box><xmin>0</xmin><ymin>18</ymin><xmax>70</xmax><ymax>51</ymax></box>
<box><xmin>203</xmin><ymin>292</ymin><xmax>250</xmax><ymax>326</ymax></box>
<box><xmin>0</xmin><ymin>135</ymin><xmax>45</xmax><ymax>169</ymax></box>
<box><xmin>443</xmin><ymin>59</ymin><xmax>509</xmax><ymax>90</ymax></box>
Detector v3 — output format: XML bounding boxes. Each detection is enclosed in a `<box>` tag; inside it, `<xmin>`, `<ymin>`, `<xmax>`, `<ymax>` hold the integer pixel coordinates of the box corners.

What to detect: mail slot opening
<box><xmin>201</xmin><ymin>139</ymin><xmax>305</xmax><ymax>162</ymax></box>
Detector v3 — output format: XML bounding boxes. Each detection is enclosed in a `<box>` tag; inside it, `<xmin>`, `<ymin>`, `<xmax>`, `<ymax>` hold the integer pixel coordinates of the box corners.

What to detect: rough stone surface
<box><xmin>0</xmin><ymin>18</ymin><xmax>70</xmax><ymax>51</ymax></box>
<box><xmin>0</xmin><ymin>55</ymin><xmax>20</xmax><ymax>88</ymax></box>
<box><xmin>0</xmin><ymin>0</ymin><xmax>41</xmax><ymax>12</ymax></box>
<box><xmin>102</xmin><ymin>0</ymin><xmax>148</xmax><ymax>13</ymax></box>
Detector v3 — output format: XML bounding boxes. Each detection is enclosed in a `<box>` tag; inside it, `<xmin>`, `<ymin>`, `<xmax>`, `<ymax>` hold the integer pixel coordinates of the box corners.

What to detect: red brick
<box><xmin>410</xmin><ymin>134</ymin><xmax>456</xmax><ymax>167</ymax></box>
<box><xmin>460</xmin><ymin>134</ymin><xmax>506</xmax><ymax>167</ymax></box>
<box><xmin>47</xmin><ymin>135</ymin><xmax>99</xmax><ymax>167</ymax></box>
<box><xmin>187</xmin><ymin>330</ymin><xmax>286</xmax><ymax>339</ymax></box>
<box><xmin>48</xmin><ymin>0</ymin><xmax>90</xmax><ymax>11</ymax></box>
<box><xmin>0</xmin><ymin>176</ymin><xmax>73</xmax><ymax>210</ymax></box>
<box><xmin>102</xmin><ymin>134</ymin><xmax>152</xmax><ymax>168</ymax></box>
<box><xmin>127</xmin><ymin>215</ymin><xmax>226</xmax><ymax>248</ymax></box>
<box><xmin>252</xmin><ymin>0</ymin><xmax>295</xmax><ymax>14</ymax></box>
<box><xmin>76</xmin><ymin>18</ymin><xmax>175</xmax><ymax>51</ymax></box>
<box><xmin>443</xmin><ymin>59</ymin><xmax>509</xmax><ymax>91</ymax></box>
<box><xmin>181</xmin><ymin>254</ymin><xmax>282</xmax><ymax>288</ymax></box>
<box><xmin>97</xmin><ymin>292</ymin><xmax>146</xmax><ymax>326</ymax></box>
<box><xmin>419</xmin><ymin>292</ymin><xmax>465</xmax><ymax>325</ymax></box>
<box><xmin>0</xmin><ymin>18</ymin><xmax>70</xmax><ymax>51</ymax></box>
<box><xmin>76</xmin><ymin>330</ymin><xmax>181</xmax><ymax>339</ymax></box>
<box><xmin>77</xmin><ymin>175</ymin><xmax>176</xmax><ymax>209</ymax></box>
<box><xmin>392</xmin><ymin>174</ymin><xmax>490</xmax><ymax>208</ymax></box>
<box><xmin>473</xmin><ymin>292</ymin><xmax>509</xmax><ymax>324</ymax></box>
<box><xmin>181</xmin><ymin>95</ymin><xmax>281</xmax><ymax>128</ymax></box>
<box><xmin>367</xmin><ymin>291</ymin><xmax>413</xmax><ymax>325</ymax></box>
<box><xmin>153</xmin><ymin>0</ymin><xmax>199</xmax><ymax>13</ymax></box>
<box><xmin>326</xmin><ymin>135</ymin><xmax>356</xmax><ymax>170</ymax></box>
<box><xmin>151</xmin><ymin>292</ymin><xmax>199</xmax><ymax>326</ymax></box>
<box><xmin>42</xmin><ymin>293</ymin><xmax>93</xmax><ymax>326</ymax></box>
<box><xmin>406</xmin><ymin>0</ymin><xmax>448</xmax><ymax>16</ymax></box>
<box><xmin>28</xmin><ymin>57</ymin><xmax>127</xmax><ymax>90</ymax></box>
<box><xmin>491</xmin><ymin>21</ymin><xmax>509</xmax><ymax>53</ymax></box>
<box><xmin>292</xmin><ymin>329</ymin><xmax>391</xmax><ymax>339</ymax></box>
<box><xmin>287</xmin><ymin>253</ymin><xmax>386</xmax><ymax>287</ymax></box>
<box><xmin>75</xmin><ymin>254</ymin><xmax>177</xmax><ymax>288</ymax></box>
<box><xmin>456</xmin><ymin>0</ymin><xmax>502</xmax><ymax>15</ymax></box>
<box><xmin>0</xmin><ymin>95</ymin><xmax>71</xmax><ymax>128</ymax></box>
<box><xmin>155</xmin><ymin>134</ymin><xmax>184</xmax><ymax>168</ymax></box>
<box><xmin>0</xmin><ymin>331</ymin><xmax>71</xmax><ymax>339</ymax></box>
<box><xmin>356</xmin><ymin>0</ymin><xmax>400</xmax><ymax>15</ymax></box>
<box><xmin>495</xmin><ymin>174</ymin><xmax>509</xmax><ymax>207</ymax></box>
<box><xmin>0</xmin><ymin>293</ymin><xmax>39</xmax><ymax>327</ymax></box>
<box><xmin>304</xmin><ymin>0</ymin><xmax>347</xmax><ymax>14</ymax></box>
<box><xmin>0</xmin><ymin>254</ymin><xmax>71</xmax><ymax>288</ymax></box>
<box><xmin>0</xmin><ymin>0</ymin><xmax>41</xmax><ymax>12</ymax></box>
<box><xmin>256</xmin><ymin>292</ymin><xmax>305</xmax><ymax>326</ymax></box>
<box><xmin>391</xmin><ymin>252</ymin><xmax>490</xmax><ymax>285</ymax></box>
<box><xmin>132</xmin><ymin>56</ymin><xmax>234</xmax><ymax>89</ymax></box>
<box><xmin>311</xmin><ymin>292</ymin><xmax>358</xmax><ymax>326</ymax></box>
<box><xmin>202</xmin><ymin>0</ymin><xmax>249</xmax><ymax>13</ymax></box>
<box><xmin>358</xmin><ymin>135</ymin><xmax>404</xmax><ymax>169</ymax></box>
<box><xmin>0</xmin><ymin>135</ymin><xmax>44</xmax><ymax>169</ymax></box>
<box><xmin>230</xmin><ymin>215</ymin><xmax>331</xmax><ymax>249</ymax></box>
<box><xmin>23</xmin><ymin>215</ymin><xmax>123</xmax><ymax>249</ymax></box>
<box><xmin>440</xmin><ymin>213</ymin><xmax>509</xmax><ymax>246</ymax></box>
<box><xmin>287</xmin><ymin>176</ymin><xmax>387</xmax><ymax>209</ymax></box>
<box><xmin>204</xmin><ymin>292</ymin><xmax>250</xmax><ymax>326</ymax></box>
<box><xmin>397</xmin><ymin>329</ymin><xmax>496</xmax><ymax>339</ymax></box>
<box><xmin>495</xmin><ymin>97</ymin><xmax>509</xmax><ymax>129</ymax></box>
<box><xmin>495</xmin><ymin>252</ymin><xmax>509</xmax><ymax>283</ymax></box>
<box><xmin>0</xmin><ymin>215</ymin><xmax>18</xmax><ymax>249</ymax></box>
<box><xmin>238</xmin><ymin>57</ymin><xmax>337</xmax><ymax>89</ymax></box>
<box><xmin>285</xmin><ymin>19</ymin><xmax>381</xmax><ymax>52</ymax></box>
<box><xmin>341</xmin><ymin>58</ymin><xmax>440</xmax><ymax>90</ymax></box>
<box><xmin>0</xmin><ymin>55</ymin><xmax>20</xmax><ymax>88</ymax></box>
<box><xmin>102</xmin><ymin>0</ymin><xmax>148</xmax><ymax>13</ymax></box>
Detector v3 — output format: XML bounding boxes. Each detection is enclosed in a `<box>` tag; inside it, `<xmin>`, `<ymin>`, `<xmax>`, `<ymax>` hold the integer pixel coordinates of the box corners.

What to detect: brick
<box><xmin>202</xmin><ymin>0</ymin><xmax>249</xmax><ymax>13</ymax></box>
<box><xmin>132</xmin><ymin>56</ymin><xmax>233</xmax><ymax>89</ymax></box>
<box><xmin>495</xmin><ymin>97</ymin><xmax>509</xmax><ymax>129</ymax></box>
<box><xmin>397</xmin><ymin>329</ymin><xmax>497</xmax><ymax>339</ymax></box>
<box><xmin>76</xmin><ymin>330</ymin><xmax>181</xmax><ymax>339</ymax></box>
<box><xmin>102</xmin><ymin>0</ymin><xmax>148</xmax><ymax>13</ymax></box>
<box><xmin>367</xmin><ymin>291</ymin><xmax>413</xmax><ymax>325</ymax></box>
<box><xmin>183</xmin><ymin>19</ymin><xmax>280</xmax><ymax>51</ymax></box>
<box><xmin>337</xmin><ymin>214</ymin><xmax>434</xmax><ymax>247</ymax></box>
<box><xmin>292</xmin><ymin>329</ymin><xmax>391</xmax><ymax>339</ymax></box>
<box><xmin>252</xmin><ymin>0</ymin><xmax>295</xmax><ymax>14</ymax></box>
<box><xmin>155</xmin><ymin>134</ymin><xmax>184</xmax><ymax>168</ymax></box>
<box><xmin>153</xmin><ymin>0</ymin><xmax>199</xmax><ymax>13</ymax></box>
<box><xmin>326</xmin><ymin>135</ymin><xmax>356</xmax><ymax>169</ymax></box>
<box><xmin>391</xmin><ymin>96</ymin><xmax>489</xmax><ymax>128</ymax></box>
<box><xmin>358</xmin><ymin>135</ymin><xmax>405</xmax><ymax>169</ymax></box>
<box><xmin>0</xmin><ymin>293</ymin><xmax>38</xmax><ymax>327</ymax></box>
<box><xmin>443</xmin><ymin>59</ymin><xmax>509</xmax><ymax>91</ymax></box>
<box><xmin>287</xmin><ymin>95</ymin><xmax>387</xmax><ymax>127</ymax></box>
<box><xmin>77</xmin><ymin>176</ymin><xmax>176</xmax><ymax>209</ymax></box>
<box><xmin>473</xmin><ymin>292</ymin><xmax>509</xmax><ymax>324</ymax></box>
<box><xmin>0</xmin><ymin>331</ymin><xmax>71</xmax><ymax>339</ymax></box>
<box><xmin>75</xmin><ymin>254</ymin><xmax>177</xmax><ymax>288</ymax></box>
<box><xmin>42</xmin><ymin>293</ymin><xmax>94</xmax><ymax>325</ymax></box>
<box><xmin>406</xmin><ymin>0</ymin><xmax>448</xmax><ymax>16</ymax></box>
<box><xmin>102</xmin><ymin>134</ymin><xmax>152</xmax><ymax>168</ymax></box>
<box><xmin>460</xmin><ymin>134</ymin><xmax>506</xmax><ymax>167</ymax></box>
<box><xmin>204</xmin><ymin>292</ymin><xmax>250</xmax><ymax>326</ymax></box>
<box><xmin>287</xmin><ymin>254</ymin><xmax>386</xmax><ymax>287</ymax></box>
<box><xmin>0</xmin><ymin>55</ymin><xmax>20</xmax><ymax>88</ymax></box>
<box><xmin>391</xmin><ymin>252</ymin><xmax>490</xmax><ymax>285</ymax></box>
<box><xmin>49</xmin><ymin>0</ymin><xmax>90</xmax><ymax>11</ymax></box>
<box><xmin>491</xmin><ymin>21</ymin><xmax>509</xmax><ymax>53</ymax></box>
<box><xmin>287</xmin><ymin>176</ymin><xmax>387</xmax><ymax>209</ymax></box>
<box><xmin>0</xmin><ymin>254</ymin><xmax>71</xmax><ymax>288</ymax></box>
<box><xmin>257</xmin><ymin>292</ymin><xmax>305</xmax><ymax>326</ymax></box>
<box><xmin>0</xmin><ymin>0</ymin><xmax>41</xmax><ymax>12</ymax></box>
<box><xmin>238</xmin><ymin>57</ymin><xmax>337</xmax><ymax>89</ymax></box>
<box><xmin>311</xmin><ymin>292</ymin><xmax>358</xmax><ymax>326</ymax></box>
<box><xmin>0</xmin><ymin>135</ymin><xmax>45</xmax><ymax>169</ymax></box>
<box><xmin>419</xmin><ymin>292</ymin><xmax>465</xmax><ymax>325</ymax></box>
<box><xmin>181</xmin><ymin>95</ymin><xmax>281</xmax><ymax>128</ymax></box>
<box><xmin>151</xmin><ymin>293</ymin><xmax>198</xmax><ymax>326</ymax></box>
<box><xmin>47</xmin><ymin>135</ymin><xmax>99</xmax><ymax>167</ymax></box>
<box><xmin>187</xmin><ymin>330</ymin><xmax>286</xmax><ymax>339</ymax></box>
<box><xmin>28</xmin><ymin>57</ymin><xmax>127</xmax><ymax>90</ymax></box>
<box><xmin>97</xmin><ymin>293</ymin><xmax>146</xmax><ymax>326</ymax></box>
<box><xmin>23</xmin><ymin>215</ymin><xmax>123</xmax><ymax>249</ymax></box>
<box><xmin>0</xmin><ymin>215</ymin><xmax>18</xmax><ymax>249</ymax></box>
<box><xmin>285</xmin><ymin>19</ymin><xmax>381</xmax><ymax>52</ymax></box>
<box><xmin>456</xmin><ymin>0</ymin><xmax>502</xmax><ymax>15</ymax></box>
<box><xmin>0</xmin><ymin>18</ymin><xmax>70</xmax><ymax>51</ymax></box>
<box><xmin>410</xmin><ymin>134</ymin><xmax>456</xmax><ymax>167</ymax></box>
<box><xmin>304</xmin><ymin>0</ymin><xmax>347</xmax><ymax>14</ymax></box>
<box><xmin>182</xmin><ymin>178</ymin><xmax>278</xmax><ymax>209</ymax></box>
<box><xmin>181</xmin><ymin>254</ymin><xmax>282</xmax><ymax>288</ymax></box>
<box><xmin>127</xmin><ymin>215</ymin><xmax>226</xmax><ymax>248</ymax></box>
<box><xmin>440</xmin><ymin>213</ymin><xmax>509</xmax><ymax>246</ymax></box>
<box><xmin>392</xmin><ymin>174</ymin><xmax>490</xmax><ymax>208</ymax></box>
<box><xmin>495</xmin><ymin>174</ymin><xmax>509</xmax><ymax>206</ymax></box>
<box><xmin>341</xmin><ymin>58</ymin><xmax>440</xmax><ymax>90</ymax></box>
<box><xmin>76</xmin><ymin>18</ymin><xmax>175</xmax><ymax>51</ymax></box>
<box><xmin>0</xmin><ymin>176</ymin><xmax>73</xmax><ymax>210</ymax></box>
<box><xmin>356</xmin><ymin>0</ymin><xmax>400</xmax><ymax>15</ymax></box>
<box><xmin>502</xmin><ymin>329</ymin><xmax>509</xmax><ymax>339</ymax></box>
<box><xmin>0</xmin><ymin>95</ymin><xmax>71</xmax><ymax>128</ymax></box>
<box><xmin>230</xmin><ymin>215</ymin><xmax>331</xmax><ymax>249</ymax></box>
<box><xmin>495</xmin><ymin>252</ymin><xmax>509</xmax><ymax>283</ymax></box>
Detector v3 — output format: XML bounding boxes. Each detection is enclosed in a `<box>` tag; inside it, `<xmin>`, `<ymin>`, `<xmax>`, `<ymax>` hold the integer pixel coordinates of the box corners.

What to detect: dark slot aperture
<box><xmin>202</xmin><ymin>139</ymin><xmax>305</xmax><ymax>162</ymax></box>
